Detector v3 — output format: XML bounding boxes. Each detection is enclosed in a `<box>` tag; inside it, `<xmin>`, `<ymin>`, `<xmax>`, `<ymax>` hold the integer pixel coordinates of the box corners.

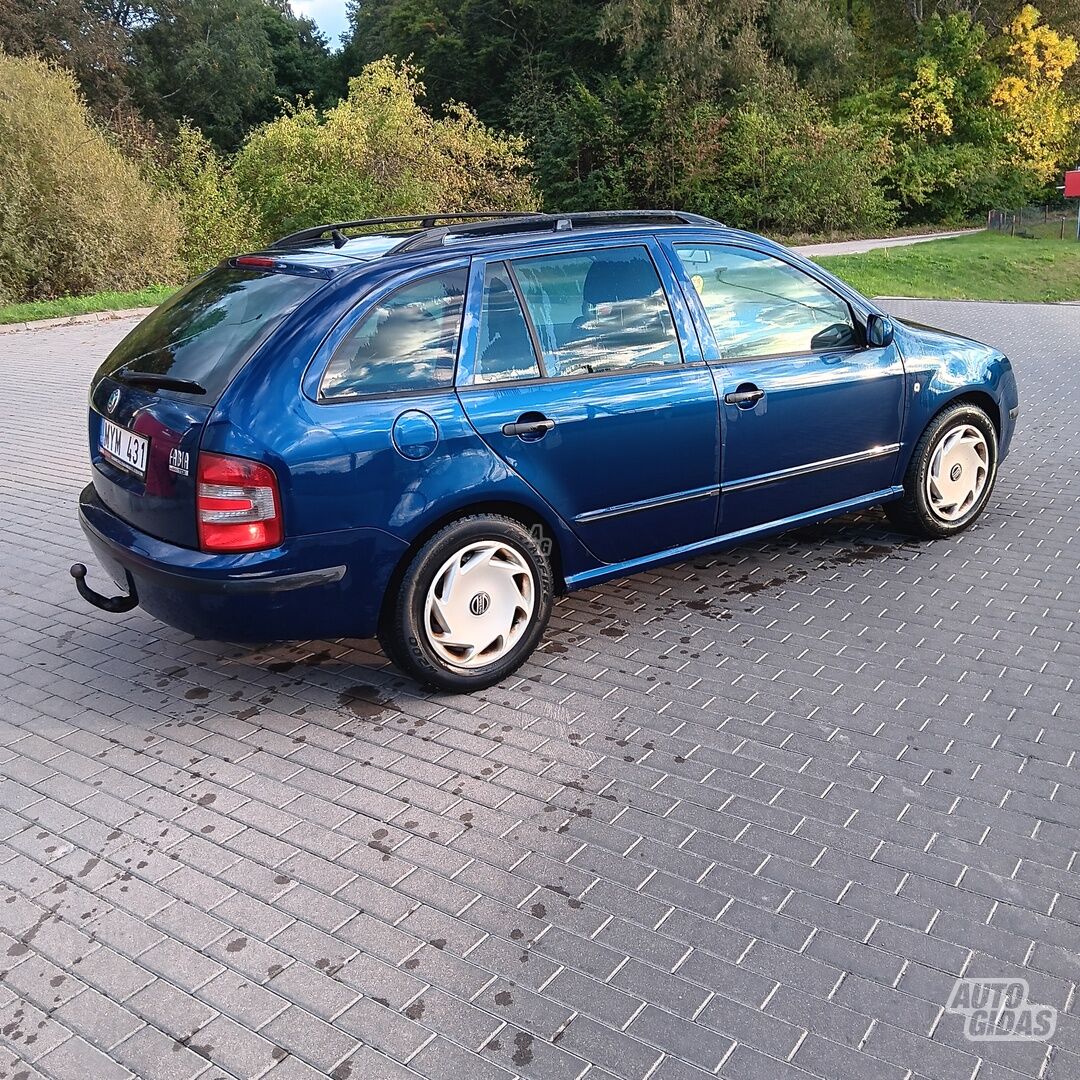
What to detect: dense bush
<box><xmin>231</xmin><ymin>59</ymin><xmax>539</xmax><ymax>243</ymax></box>
<box><xmin>527</xmin><ymin>78</ymin><xmax>896</xmax><ymax>235</ymax></box>
<box><xmin>162</xmin><ymin>125</ymin><xmax>260</xmax><ymax>273</ymax></box>
<box><xmin>0</xmin><ymin>51</ymin><xmax>180</xmax><ymax>304</ymax></box>
<box><xmin>3</xmin><ymin>0</ymin><xmax>1079</xmax><ymax>303</ymax></box>
<box><xmin>521</xmin><ymin>77</ymin><xmax>663</xmax><ymax>212</ymax></box>
<box><xmin>676</xmin><ymin>97</ymin><xmax>898</xmax><ymax>235</ymax></box>
<box><xmin>0</xmin><ymin>52</ymin><xmax>541</xmax><ymax>298</ymax></box>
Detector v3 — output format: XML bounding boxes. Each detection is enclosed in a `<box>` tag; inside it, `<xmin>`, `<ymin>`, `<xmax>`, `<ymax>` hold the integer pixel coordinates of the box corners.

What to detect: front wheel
<box><xmin>379</xmin><ymin>515</ymin><xmax>553</xmax><ymax>691</ymax></box>
<box><xmin>885</xmin><ymin>402</ymin><xmax>998</xmax><ymax>538</ymax></box>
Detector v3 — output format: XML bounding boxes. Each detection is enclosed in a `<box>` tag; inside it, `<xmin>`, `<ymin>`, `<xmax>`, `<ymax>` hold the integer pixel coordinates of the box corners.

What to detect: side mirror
<box><xmin>867</xmin><ymin>313</ymin><xmax>894</xmax><ymax>348</ymax></box>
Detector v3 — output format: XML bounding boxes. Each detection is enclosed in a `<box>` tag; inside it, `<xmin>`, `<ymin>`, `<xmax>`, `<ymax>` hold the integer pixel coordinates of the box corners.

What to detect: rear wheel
<box><xmin>379</xmin><ymin>515</ymin><xmax>553</xmax><ymax>691</ymax></box>
<box><xmin>885</xmin><ymin>402</ymin><xmax>998</xmax><ymax>538</ymax></box>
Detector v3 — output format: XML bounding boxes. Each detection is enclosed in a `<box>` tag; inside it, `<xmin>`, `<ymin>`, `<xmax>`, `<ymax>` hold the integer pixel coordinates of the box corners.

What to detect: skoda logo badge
<box><xmin>469</xmin><ymin>592</ymin><xmax>491</xmax><ymax>617</ymax></box>
<box><xmin>107</xmin><ymin>388</ymin><xmax>121</xmax><ymax>414</ymax></box>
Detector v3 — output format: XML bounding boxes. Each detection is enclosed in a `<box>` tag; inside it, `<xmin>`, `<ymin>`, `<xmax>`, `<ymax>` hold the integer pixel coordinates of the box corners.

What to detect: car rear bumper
<box><xmin>77</xmin><ymin>483</ymin><xmax>407</xmax><ymax>642</ymax></box>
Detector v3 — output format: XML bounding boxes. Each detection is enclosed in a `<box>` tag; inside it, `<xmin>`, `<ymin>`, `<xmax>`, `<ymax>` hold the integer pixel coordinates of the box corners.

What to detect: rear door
<box><xmin>89</xmin><ymin>265</ymin><xmax>326</xmax><ymax>547</ymax></box>
<box><xmin>664</xmin><ymin>241</ymin><xmax>905</xmax><ymax>535</ymax></box>
<box><xmin>456</xmin><ymin>239</ymin><xmax>721</xmax><ymax>565</ymax></box>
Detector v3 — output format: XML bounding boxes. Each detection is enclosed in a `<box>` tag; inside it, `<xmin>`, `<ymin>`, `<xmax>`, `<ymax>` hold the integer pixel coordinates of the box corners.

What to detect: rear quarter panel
<box><xmin>204</xmin><ymin>261</ymin><xmax>598</xmax><ymax>582</ymax></box>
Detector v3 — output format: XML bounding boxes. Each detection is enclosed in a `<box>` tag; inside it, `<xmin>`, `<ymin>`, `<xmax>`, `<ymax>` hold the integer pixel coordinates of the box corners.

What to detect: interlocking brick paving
<box><xmin>0</xmin><ymin>299</ymin><xmax>1077</xmax><ymax>1080</ymax></box>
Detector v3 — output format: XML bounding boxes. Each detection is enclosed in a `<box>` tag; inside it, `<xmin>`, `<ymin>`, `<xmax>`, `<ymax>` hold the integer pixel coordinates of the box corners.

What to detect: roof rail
<box><xmin>270</xmin><ymin>212</ymin><xmax>539</xmax><ymax>250</ymax></box>
<box><xmin>384</xmin><ymin>210</ymin><xmax>722</xmax><ymax>255</ymax></box>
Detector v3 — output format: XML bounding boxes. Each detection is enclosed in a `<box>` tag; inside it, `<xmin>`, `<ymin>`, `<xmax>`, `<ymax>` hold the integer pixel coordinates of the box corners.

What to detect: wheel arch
<box><xmin>943</xmin><ymin>389</ymin><xmax>1001</xmax><ymax>436</ymax></box>
<box><xmin>887</xmin><ymin>387</ymin><xmax>1001</xmax><ymax>537</ymax></box>
<box><xmin>377</xmin><ymin>500</ymin><xmax>567</xmax><ymax>635</ymax></box>
<box><xmin>903</xmin><ymin>389</ymin><xmax>1001</xmax><ymax>477</ymax></box>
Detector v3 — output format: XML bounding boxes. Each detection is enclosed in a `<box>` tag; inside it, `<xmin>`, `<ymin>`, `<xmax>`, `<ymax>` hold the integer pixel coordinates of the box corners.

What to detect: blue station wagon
<box><xmin>72</xmin><ymin>211</ymin><xmax>1019</xmax><ymax>690</ymax></box>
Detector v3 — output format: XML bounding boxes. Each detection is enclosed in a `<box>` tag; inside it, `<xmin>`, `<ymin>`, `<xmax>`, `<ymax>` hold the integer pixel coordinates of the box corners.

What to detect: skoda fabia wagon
<box><xmin>73</xmin><ymin>211</ymin><xmax>1019</xmax><ymax>690</ymax></box>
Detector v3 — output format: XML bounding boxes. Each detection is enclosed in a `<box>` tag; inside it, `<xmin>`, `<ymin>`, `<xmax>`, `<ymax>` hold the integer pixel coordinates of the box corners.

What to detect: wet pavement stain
<box><xmin>512</xmin><ymin>1031</ymin><xmax>534</xmax><ymax>1066</ymax></box>
<box><xmin>337</xmin><ymin>685</ymin><xmax>396</xmax><ymax>717</ymax></box>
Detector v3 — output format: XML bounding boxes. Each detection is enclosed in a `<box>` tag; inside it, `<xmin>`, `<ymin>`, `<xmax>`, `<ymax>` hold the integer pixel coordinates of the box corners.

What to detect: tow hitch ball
<box><xmin>69</xmin><ymin>563</ymin><xmax>139</xmax><ymax>613</ymax></box>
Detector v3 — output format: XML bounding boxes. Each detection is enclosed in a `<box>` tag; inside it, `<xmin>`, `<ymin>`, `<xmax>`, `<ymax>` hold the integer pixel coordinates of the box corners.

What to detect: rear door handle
<box><xmin>724</xmin><ymin>388</ymin><xmax>765</xmax><ymax>406</ymax></box>
<box><xmin>502</xmin><ymin>418</ymin><xmax>556</xmax><ymax>437</ymax></box>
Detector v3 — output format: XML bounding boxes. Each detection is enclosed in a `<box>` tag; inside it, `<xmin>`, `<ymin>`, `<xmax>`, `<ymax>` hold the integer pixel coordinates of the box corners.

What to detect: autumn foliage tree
<box><xmin>992</xmin><ymin>5</ymin><xmax>1079</xmax><ymax>183</ymax></box>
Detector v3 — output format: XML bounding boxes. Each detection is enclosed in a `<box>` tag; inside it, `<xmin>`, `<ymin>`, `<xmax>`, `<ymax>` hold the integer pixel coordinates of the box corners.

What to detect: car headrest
<box><xmin>582</xmin><ymin>256</ymin><xmax>660</xmax><ymax>311</ymax></box>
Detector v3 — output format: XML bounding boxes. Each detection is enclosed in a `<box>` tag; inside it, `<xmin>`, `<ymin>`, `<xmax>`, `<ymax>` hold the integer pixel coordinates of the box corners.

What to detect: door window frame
<box><xmin>658</xmin><ymin>234</ymin><xmax>879</xmax><ymax>366</ymax></box>
<box><xmin>456</xmin><ymin>235</ymin><xmax>706</xmax><ymax>389</ymax></box>
<box><xmin>302</xmin><ymin>256</ymin><xmax>471</xmax><ymax>405</ymax></box>
<box><xmin>469</xmin><ymin>259</ymin><xmax>545</xmax><ymax>385</ymax></box>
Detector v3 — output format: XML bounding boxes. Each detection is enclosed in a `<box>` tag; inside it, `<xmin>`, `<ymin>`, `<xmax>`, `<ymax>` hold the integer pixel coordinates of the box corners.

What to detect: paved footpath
<box><xmin>792</xmin><ymin>229</ymin><xmax>979</xmax><ymax>257</ymax></box>
<box><xmin>0</xmin><ymin>300</ymin><xmax>1078</xmax><ymax>1080</ymax></box>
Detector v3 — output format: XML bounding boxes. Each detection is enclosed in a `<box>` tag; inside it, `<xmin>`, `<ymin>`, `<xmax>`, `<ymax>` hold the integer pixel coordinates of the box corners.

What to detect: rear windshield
<box><xmin>99</xmin><ymin>268</ymin><xmax>325</xmax><ymax>400</ymax></box>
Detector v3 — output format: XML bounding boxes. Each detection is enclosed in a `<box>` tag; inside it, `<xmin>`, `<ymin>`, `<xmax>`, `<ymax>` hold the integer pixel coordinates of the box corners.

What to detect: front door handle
<box><xmin>724</xmin><ymin>386</ymin><xmax>765</xmax><ymax>407</ymax></box>
<box><xmin>502</xmin><ymin>417</ymin><xmax>556</xmax><ymax>438</ymax></box>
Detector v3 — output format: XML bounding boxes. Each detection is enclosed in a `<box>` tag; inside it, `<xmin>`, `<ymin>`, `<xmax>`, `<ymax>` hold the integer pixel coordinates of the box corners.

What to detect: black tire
<box><xmin>378</xmin><ymin>515</ymin><xmax>554</xmax><ymax>692</ymax></box>
<box><xmin>885</xmin><ymin>401</ymin><xmax>998</xmax><ymax>538</ymax></box>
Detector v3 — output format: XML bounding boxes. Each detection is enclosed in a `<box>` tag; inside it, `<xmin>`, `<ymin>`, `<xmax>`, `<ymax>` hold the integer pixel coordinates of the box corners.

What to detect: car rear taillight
<box><xmin>197</xmin><ymin>453</ymin><xmax>282</xmax><ymax>552</ymax></box>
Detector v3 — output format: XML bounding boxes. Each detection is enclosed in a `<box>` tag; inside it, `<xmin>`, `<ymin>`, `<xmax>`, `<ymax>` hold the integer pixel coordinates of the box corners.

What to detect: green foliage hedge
<box><xmin>3</xmin><ymin>0</ymin><xmax>1078</xmax><ymax>307</ymax></box>
<box><xmin>231</xmin><ymin>59</ymin><xmax>538</xmax><ymax>244</ymax></box>
<box><xmin>0</xmin><ymin>54</ymin><xmax>539</xmax><ymax>304</ymax></box>
<box><xmin>0</xmin><ymin>51</ymin><xmax>180</xmax><ymax>305</ymax></box>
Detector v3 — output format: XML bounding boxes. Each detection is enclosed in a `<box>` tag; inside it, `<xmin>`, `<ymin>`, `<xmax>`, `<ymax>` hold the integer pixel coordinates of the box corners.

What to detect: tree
<box><xmin>339</xmin><ymin>0</ymin><xmax>616</xmax><ymax>126</ymax></box>
<box><xmin>257</xmin><ymin>1</ymin><xmax>335</xmax><ymax>104</ymax></box>
<box><xmin>231</xmin><ymin>58</ymin><xmax>538</xmax><ymax>241</ymax></box>
<box><xmin>876</xmin><ymin>13</ymin><xmax>1022</xmax><ymax>221</ymax></box>
<box><xmin>129</xmin><ymin>0</ymin><xmax>333</xmax><ymax>149</ymax></box>
<box><xmin>520</xmin><ymin>76</ymin><xmax>666</xmax><ymax>211</ymax></box>
<box><xmin>598</xmin><ymin>0</ymin><xmax>861</xmax><ymax>106</ymax></box>
<box><xmin>992</xmin><ymin>4</ymin><xmax>1079</xmax><ymax>183</ymax></box>
<box><xmin>0</xmin><ymin>50</ymin><xmax>180</xmax><ymax>303</ymax></box>
<box><xmin>0</xmin><ymin>0</ymin><xmax>134</xmax><ymax>116</ymax></box>
<box><xmin>900</xmin><ymin>13</ymin><xmax>997</xmax><ymax>140</ymax></box>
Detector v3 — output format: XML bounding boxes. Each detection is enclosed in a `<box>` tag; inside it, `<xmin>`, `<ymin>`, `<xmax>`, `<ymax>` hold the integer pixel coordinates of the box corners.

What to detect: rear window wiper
<box><xmin>114</xmin><ymin>369</ymin><xmax>207</xmax><ymax>395</ymax></box>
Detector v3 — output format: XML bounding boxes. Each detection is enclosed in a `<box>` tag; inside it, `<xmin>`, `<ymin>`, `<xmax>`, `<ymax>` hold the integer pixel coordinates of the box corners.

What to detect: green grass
<box><xmin>0</xmin><ymin>284</ymin><xmax>177</xmax><ymax>326</ymax></box>
<box><xmin>816</xmin><ymin>232</ymin><xmax>1080</xmax><ymax>302</ymax></box>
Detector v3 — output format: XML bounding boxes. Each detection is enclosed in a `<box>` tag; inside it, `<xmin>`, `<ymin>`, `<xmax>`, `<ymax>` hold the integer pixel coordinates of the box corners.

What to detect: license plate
<box><xmin>100</xmin><ymin>418</ymin><xmax>149</xmax><ymax>479</ymax></box>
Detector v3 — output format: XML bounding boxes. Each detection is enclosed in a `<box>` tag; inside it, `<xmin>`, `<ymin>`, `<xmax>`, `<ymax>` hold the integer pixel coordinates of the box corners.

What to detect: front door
<box><xmin>666</xmin><ymin>241</ymin><xmax>905</xmax><ymax>535</ymax></box>
<box><xmin>457</xmin><ymin>242</ymin><xmax>721</xmax><ymax>565</ymax></box>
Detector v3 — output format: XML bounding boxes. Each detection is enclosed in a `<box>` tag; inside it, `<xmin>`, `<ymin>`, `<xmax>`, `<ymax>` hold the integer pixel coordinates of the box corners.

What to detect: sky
<box><xmin>292</xmin><ymin>0</ymin><xmax>350</xmax><ymax>46</ymax></box>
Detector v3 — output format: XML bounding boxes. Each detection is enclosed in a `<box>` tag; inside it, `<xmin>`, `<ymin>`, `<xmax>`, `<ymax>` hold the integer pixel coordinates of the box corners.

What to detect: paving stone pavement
<box><xmin>0</xmin><ymin>299</ymin><xmax>1077</xmax><ymax>1080</ymax></box>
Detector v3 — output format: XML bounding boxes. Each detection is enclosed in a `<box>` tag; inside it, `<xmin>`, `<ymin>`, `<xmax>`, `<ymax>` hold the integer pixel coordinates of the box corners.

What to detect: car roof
<box><xmin>247</xmin><ymin>212</ymin><xmax>795</xmax><ymax>282</ymax></box>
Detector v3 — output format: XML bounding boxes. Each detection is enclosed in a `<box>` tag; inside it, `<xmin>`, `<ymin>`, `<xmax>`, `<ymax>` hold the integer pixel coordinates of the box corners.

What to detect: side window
<box><xmin>474</xmin><ymin>262</ymin><xmax>541</xmax><ymax>384</ymax></box>
<box><xmin>319</xmin><ymin>269</ymin><xmax>467</xmax><ymax>400</ymax></box>
<box><xmin>510</xmin><ymin>246</ymin><xmax>682</xmax><ymax>379</ymax></box>
<box><xmin>675</xmin><ymin>245</ymin><xmax>858</xmax><ymax>359</ymax></box>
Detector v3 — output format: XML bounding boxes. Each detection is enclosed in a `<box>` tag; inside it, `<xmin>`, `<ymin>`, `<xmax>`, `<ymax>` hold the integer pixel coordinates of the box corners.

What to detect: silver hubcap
<box><xmin>926</xmin><ymin>423</ymin><xmax>990</xmax><ymax>522</ymax></box>
<box><xmin>423</xmin><ymin>541</ymin><xmax>536</xmax><ymax>668</ymax></box>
